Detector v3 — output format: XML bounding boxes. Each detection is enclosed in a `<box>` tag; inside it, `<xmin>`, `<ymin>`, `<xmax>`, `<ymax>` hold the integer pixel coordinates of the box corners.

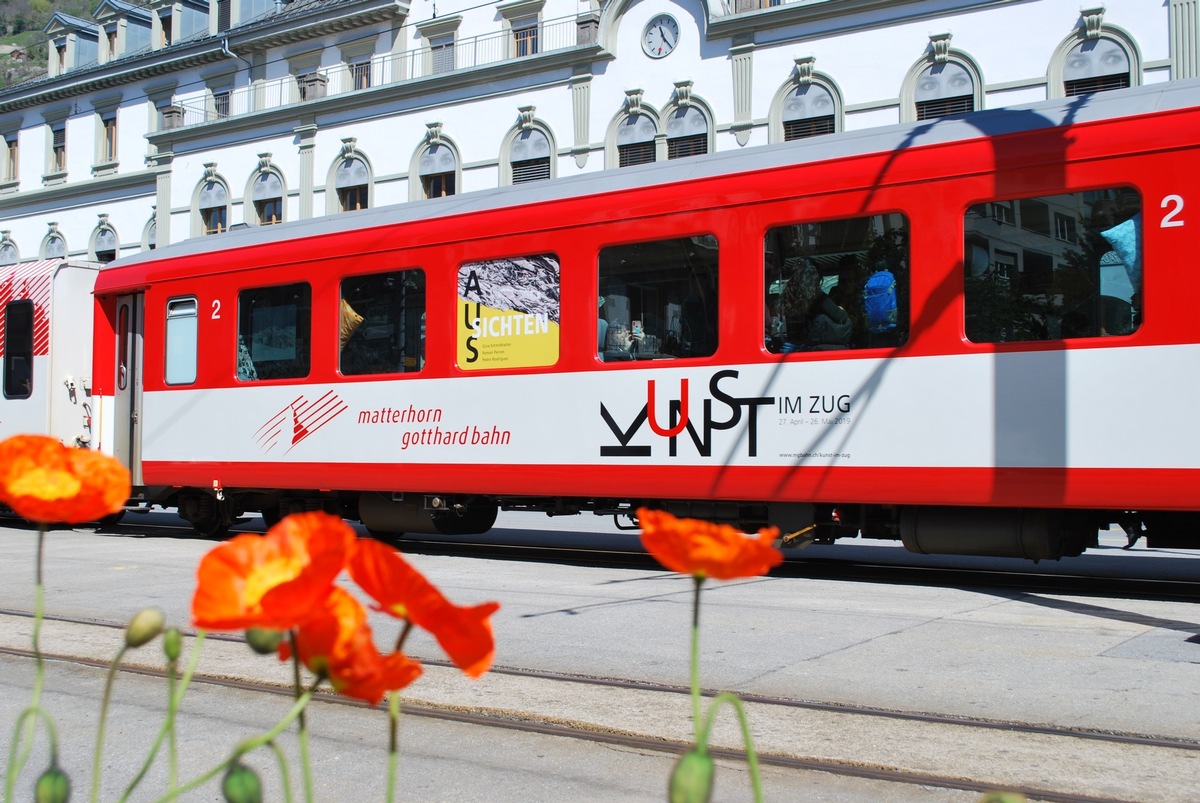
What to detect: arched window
<box><xmin>198</xmin><ymin>178</ymin><xmax>229</xmax><ymax>235</ymax></box>
<box><xmin>0</xmin><ymin>236</ymin><xmax>18</xmax><ymax>265</ymax></box>
<box><xmin>900</xmin><ymin>36</ymin><xmax>984</xmax><ymax>123</ymax></box>
<box><xmin>42</xmin><ymin>232</ymin><xmax>66</xmax><ymax>259</ymax></box>
<box><xmin>142</xmin><ymin>216</ymin><xmax>156</xmax><ymax>252</ymax></box>
<box><xmin>1063</xmin><ymin>37</ymin><xmax>1132</xmax><ymax>95</ymax></box>
<box><xmin>418</xmin><ymin>144</ymin><xmax>456</xmax><ymax>198</ymax></box>
<box><xmin>615</xmin><ymin>114</ymin><xmax>657</xmax><ymax>167</ymax></box>
<box><xmin>665</xmin><ymin>106</ymin><xmax>708</xmax><ymax>159</ymax></box>
<box><xmin>1047</xmin><ymin>13</ymin><xmax>1140</xmax><ymax>99</ymax></box>
<box><xmin>335</xmin><ymin>156</ymin><xmax>370</xmax><ymax>212</ymax></box>
<box><xmin>508</xmin><ymin>128</ymin><xmax>552</xmax><ymax>184</ymax></box>
<box><xmin>780</xmin><ymin>82</ymin><xmax>837</xmax><ymax>140</ymax></box>
<box><xmin>91</xmin><ymin>224</ymin><xmax>118</xmax><ymax>263</ymax></box>
<box><xmin>250</xmin><ymin>170</ymin><xmax>285</xmax><ymax>225</ymax></box>
<box><xmin>914</xmin><ymin>61</ymin><xmax>975</xmax><ymax>120</ymax></box>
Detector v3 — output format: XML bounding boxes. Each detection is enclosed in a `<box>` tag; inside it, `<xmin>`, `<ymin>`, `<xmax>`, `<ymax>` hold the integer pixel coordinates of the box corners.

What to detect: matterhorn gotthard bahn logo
<box><xmin>255</xmin><ymin>391</ymin><xmax>348</xmax><ymax>454</ymax></box>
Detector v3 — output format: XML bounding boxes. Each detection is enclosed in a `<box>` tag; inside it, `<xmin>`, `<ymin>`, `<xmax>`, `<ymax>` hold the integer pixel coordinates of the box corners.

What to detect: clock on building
<box><xmin>642</xmin><ymin>14</ymin><xmax>680</xmax><ymax>59</ymax></box>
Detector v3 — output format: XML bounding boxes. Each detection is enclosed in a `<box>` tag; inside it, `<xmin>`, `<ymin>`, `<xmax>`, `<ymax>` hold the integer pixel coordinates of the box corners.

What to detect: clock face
<box><xmin>642</xmin><ymin>14</ymin><xmax>680</xmax><ymax>59</ymax></box>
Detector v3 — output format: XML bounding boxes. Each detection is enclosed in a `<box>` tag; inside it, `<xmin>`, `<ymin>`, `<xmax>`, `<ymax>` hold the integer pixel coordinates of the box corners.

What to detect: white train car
<box><xmin>0</xmin><ymin>258</ymin><xmax>101</xmax><ymax>449</ymax></box>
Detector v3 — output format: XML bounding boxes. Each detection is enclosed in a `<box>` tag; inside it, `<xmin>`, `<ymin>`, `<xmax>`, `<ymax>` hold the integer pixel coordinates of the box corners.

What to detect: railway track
<box><xmin>28</xmin><ymin>511</ymin><xmax>1200</xmax><ymax>603</ymax></box>
<box><xmin>0</xmin><ymin>608</ymin><xmax>1196</xmax><ymax>802</ymax></box>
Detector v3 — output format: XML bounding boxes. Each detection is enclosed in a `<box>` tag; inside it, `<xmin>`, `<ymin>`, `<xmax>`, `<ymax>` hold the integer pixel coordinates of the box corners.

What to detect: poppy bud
<box><xmin>34</xmin><ymin>765</ymin><xmax>70</xmax><ymax>803</ymax></box>
<box><xmin>245</xmin><ymin>627</ymin><xmax>284</xmax><ymax>655</ymax></box>
<box><xmin>162</xmin><ymin>626</ymin><xmax>183</xmax><ymax>661</ymax></box>
<box><xmin>222</xmin><ymin>762</ymin><xmax>263</xmax><ymax>803</ymax></box>
<box><xmin>125</xmin><ymin>607</ymin><xmax>166</xmax><ymax>648</ymax></box>
<box><xmin>668</xmin><ymin>748</ymin><xmax>714</xmax><ymax>803</ymax></box>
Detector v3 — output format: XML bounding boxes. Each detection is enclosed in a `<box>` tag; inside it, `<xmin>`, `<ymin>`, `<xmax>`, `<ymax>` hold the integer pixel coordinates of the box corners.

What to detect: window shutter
<box><xmin>511</xmin><ymin>158</ymin><xmax>550</xmax><ymax>184</ymax></box>
<box><xmin>915</xmin><ymin>95</ymin><xmax>974</xmax><ymax>120</ymax></box>
<box><xmin>783</xmin><ymin>116</ymin><xmax>835</xmax><ymax>141</ymax></box>
<box><xmin>1065</xmin><ymin>74</ymin><xmax>1130</xmax><ymax>96</ymax></box>
<box><xmin>667</xmin><ymin>133</ymin><xmax>707</xmax><ymax>160</ymax></box>
<box><xmin>618</xmin><ymin>141</ymin><xmax>656</xmax><ymax>167</ymax></box>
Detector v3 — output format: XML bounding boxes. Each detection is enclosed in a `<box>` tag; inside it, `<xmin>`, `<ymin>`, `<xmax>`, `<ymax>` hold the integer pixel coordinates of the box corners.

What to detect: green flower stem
<box><xmin>168</xmin><ymin>663</ymin><xmax>179</xmax><ymax>798</ymax></box>
<box><xmin>7</xmin><ymin>526</ymin><xmax>50</xmax><ymax>803</ymax></box>
<box><xmin>289</xmin><ymin>632</ymin><xmax>314</xmax><ymax>803</ymax></box>
<box><xmin>91</xmin><ymin>643</ymin><xmax>130</xmax><ymax>802</ymax></box>
<box><xmin>5</xmin><ymin>706</ymin><xmax>62</xmax><ymax>802</ymax></box>
<box><xmin>689</xmin><ymin>575</ymin><xmax>704</xmax><ymax>742</ymax></box>
<box><xmin>152</xmin><ymin>689</ymin><xmax>314</xmax><ymax>803</ymax></box>
<box><xmin>387</xmin><ymin>692</ymin><xmax>401</xmax><ymax>803</ymax></box>
<box><xmin>386</xmin><ymin>621</ymin><xmax>412</xmax><ymax>803</ymax></box>
<box><xmin>698</xmin><ymin>693</ymin><xmax>763</xmax><ymax>803</ymax></box>
<box><xmin>265</xmin><ymin>740</ymin><xmax>295</xmax><ymax>803</ymax></box>
<box><xmin>118</xmin><ymin>631</ymin><xmax>206</xmax><ymax>803</ymax></box>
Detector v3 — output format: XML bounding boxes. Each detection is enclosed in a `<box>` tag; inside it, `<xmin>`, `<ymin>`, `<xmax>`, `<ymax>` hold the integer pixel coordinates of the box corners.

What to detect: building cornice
<box><xmin>0</xmin><ymin>0</ymin><xmax>408</xmax><ymax>113</ymax></box>
<box><xmin>0</xmin><ymin>42</ymin><xmax>228</xmax><ymax>113</ymax></box>
<box><xmin>229</xmin><ymin>1</ymin><xmax>409</xmax><ymax>54</ymax></box>
<box><xmin>0</xmin><ymin>167</ymin><xmax>157</xmax><ymax>215</ymax></box>
<box><xmin>147</xmin><ymin>43</ymin><xmax>609</xmax><ymax>148</ymax></box>
<box><xmin>707</xmin><ymin>0</ymin><xmax>1018</xmax><ymax>41</ymax></box>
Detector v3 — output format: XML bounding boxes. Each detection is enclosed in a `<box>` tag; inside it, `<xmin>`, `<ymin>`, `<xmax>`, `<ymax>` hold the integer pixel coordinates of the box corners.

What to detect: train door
<box><xmin>112</xmin><ymin>294</ymin><xmax>144</xmax><ymax>485</ymax></box>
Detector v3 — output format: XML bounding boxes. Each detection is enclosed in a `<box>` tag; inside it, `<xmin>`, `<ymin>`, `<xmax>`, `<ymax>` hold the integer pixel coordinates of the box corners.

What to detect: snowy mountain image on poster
<box><xmin>457</xmin><ymin>254</ymin><xmax>560</xmax><ymax>370</ymax></box>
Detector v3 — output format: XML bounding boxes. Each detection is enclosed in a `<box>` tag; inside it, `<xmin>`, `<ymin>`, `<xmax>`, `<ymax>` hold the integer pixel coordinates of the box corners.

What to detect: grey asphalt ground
<box><xmin>0</xmin><ymin>514</ymin><xmax>1196</xmax><ymax>801</ymax></box>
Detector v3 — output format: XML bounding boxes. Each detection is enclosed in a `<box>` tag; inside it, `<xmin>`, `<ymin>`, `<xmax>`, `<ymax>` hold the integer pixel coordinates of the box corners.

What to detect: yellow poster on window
<box><xmin>457</xmin><ymin>255</ymin><xmax>560</xmax><ymax>370</ymax></box>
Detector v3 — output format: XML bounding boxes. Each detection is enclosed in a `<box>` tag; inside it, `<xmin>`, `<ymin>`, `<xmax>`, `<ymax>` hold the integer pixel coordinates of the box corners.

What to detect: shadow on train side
<box><xmin>709</xmin><ymin>93</ymin><xmax>1155</xmax><ymax>562</ymax></box>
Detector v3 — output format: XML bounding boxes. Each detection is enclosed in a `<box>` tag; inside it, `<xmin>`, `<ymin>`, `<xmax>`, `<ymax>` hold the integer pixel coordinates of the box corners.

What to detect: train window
<box><xmin>764</xmin><ymin>215</ymin><xmax>909</xmax><ymax>353</ymax></box>
<box><xmin>3</xmin><ymin>299</ymin><xmax>33</xmax><ymax>399</ymax></box>
<box><xmin>964</xmin><ymin>189</ymin><xmax>1141</xmax><ymax>342</ymax></box>
<box><xmin>236</xmin><ymin>283</ymin><xmax>311</xmax><ymax>381</ymax></box>
<box><xmin>598</xmin><ymin>236</ymin><xmax>720</xmax><ymax>361</ymax></box>
<box><xmin>164</xmin><ymin>297</ymin><xmax>198</xmax><ymax>386</ymax></box>
<box><xmin>339</xmin><ymin>269</ymin><xmax>426</xmax><ymax>376</ymax></box>
<box><xmin>457</xmin><ymin>255</ymin><xmax>560</xmax><ymax>370</ymax></box>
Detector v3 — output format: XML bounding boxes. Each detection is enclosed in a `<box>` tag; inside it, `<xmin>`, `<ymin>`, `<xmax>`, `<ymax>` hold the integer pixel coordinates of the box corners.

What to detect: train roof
<box><xmin>106</xmin><ymin>78</ymin><xmax>1200</xmax><ymax>272</ymax></box>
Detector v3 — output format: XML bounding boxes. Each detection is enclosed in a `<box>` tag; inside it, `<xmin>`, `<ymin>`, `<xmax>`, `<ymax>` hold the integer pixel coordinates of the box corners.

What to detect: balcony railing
<box><xmin>164</xmin><ymin>15</ymin><xmax>587</xmax><ymax>130</ymax></box>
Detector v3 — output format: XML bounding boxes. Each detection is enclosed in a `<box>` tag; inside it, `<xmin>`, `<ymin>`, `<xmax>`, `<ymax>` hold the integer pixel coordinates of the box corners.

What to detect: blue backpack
<box><xmin>863</xmin><ymin>270</ymin><xmax>897</xmax><ymax>333</ymax></box>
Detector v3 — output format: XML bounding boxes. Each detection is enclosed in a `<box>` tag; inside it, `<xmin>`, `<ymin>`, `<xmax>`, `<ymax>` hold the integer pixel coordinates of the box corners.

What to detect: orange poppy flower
<box><xmin>192</xmin><ymin>511</ymin><xmax>353</xmax><ymax>631</ymax></box>
<box><xmin>349</xmin><ymin>538</ymin><xmax>500</xmax><ymax>679</ymax></box>
<box><xmin>0</xmin><ymin>434</ymin><xmax>130</xmax><ymax>525</ymax></box>
<box><xmin>637</xmin><ymin>508</ymin><xmax>783</xmax><ymax>581</ymax></box>
<box><xmin>280</xmin><ymin>585</ymin><xmax>422</xmax><ymax>704</ymax></box>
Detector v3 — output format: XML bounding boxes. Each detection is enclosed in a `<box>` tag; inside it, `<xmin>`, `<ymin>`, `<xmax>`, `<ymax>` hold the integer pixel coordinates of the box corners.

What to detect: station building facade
<box><xmin>0</xmin><ymin>0</ymin><xmax>1195</xmax><ymax>265</ymax></box>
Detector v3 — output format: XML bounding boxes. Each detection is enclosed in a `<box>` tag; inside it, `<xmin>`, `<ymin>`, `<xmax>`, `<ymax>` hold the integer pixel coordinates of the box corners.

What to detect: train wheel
<box><xmin>180</xmin><ymin>494</ymin><xmax>234</xmax><ymax>539</ymax></box>
<box><xmin>191</xmin><ymin>512</ymin><xmax>231</xmax><ymax>539</ymax></box>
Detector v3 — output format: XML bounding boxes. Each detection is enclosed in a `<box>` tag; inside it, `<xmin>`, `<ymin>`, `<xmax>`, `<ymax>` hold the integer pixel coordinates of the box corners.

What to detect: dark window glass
<box><xmin>422</xmin><ymin>172</ymin><xmax>455</xmax><ymax>198</ymax></box>
<box><xmin>765</xmin><ymin>215</ymin><xmax>910</xmax><ymax>353</ymax></box>
<box><xmin>599</xmin><ymin>236</ymin><xmax>719</xmax><ymax>361</ymax></box>
<box><xmin>964</xmin><ymin>188</ymin><xmax>1142</xmax><ymax>342</ymax></box>
<box><xmin>339</xmin><ymin>185</ymin><xmax>368</xmax><ymax>212</ymax></box>
<box><xmin>3</xmin><ymin>300</ymin><xmax>33</xmax><ymax>399</ymax></box>
<box><xmin>339</xmin><ymin>270</ymin><xmax>426</xmax><ymax>375</ymax></box>
<box><xmin>237</xmin><ymin>284</ymin><xmax>311</xmax><ymax>381</ymax></box>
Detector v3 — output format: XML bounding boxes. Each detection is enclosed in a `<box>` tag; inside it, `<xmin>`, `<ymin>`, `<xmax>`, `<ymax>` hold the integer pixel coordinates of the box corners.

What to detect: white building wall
<box><xmin>0</xmin><ymin>0</ymin><xmax>1186</xmax><ymax>265</ymax></box>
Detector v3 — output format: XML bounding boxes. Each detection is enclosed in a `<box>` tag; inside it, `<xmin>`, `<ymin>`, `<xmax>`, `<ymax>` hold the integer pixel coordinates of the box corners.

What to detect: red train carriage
<box><xmin>30</xmin><ymin>80</ymin><xmax>1200</xmax><ymax>558</ymax></box>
